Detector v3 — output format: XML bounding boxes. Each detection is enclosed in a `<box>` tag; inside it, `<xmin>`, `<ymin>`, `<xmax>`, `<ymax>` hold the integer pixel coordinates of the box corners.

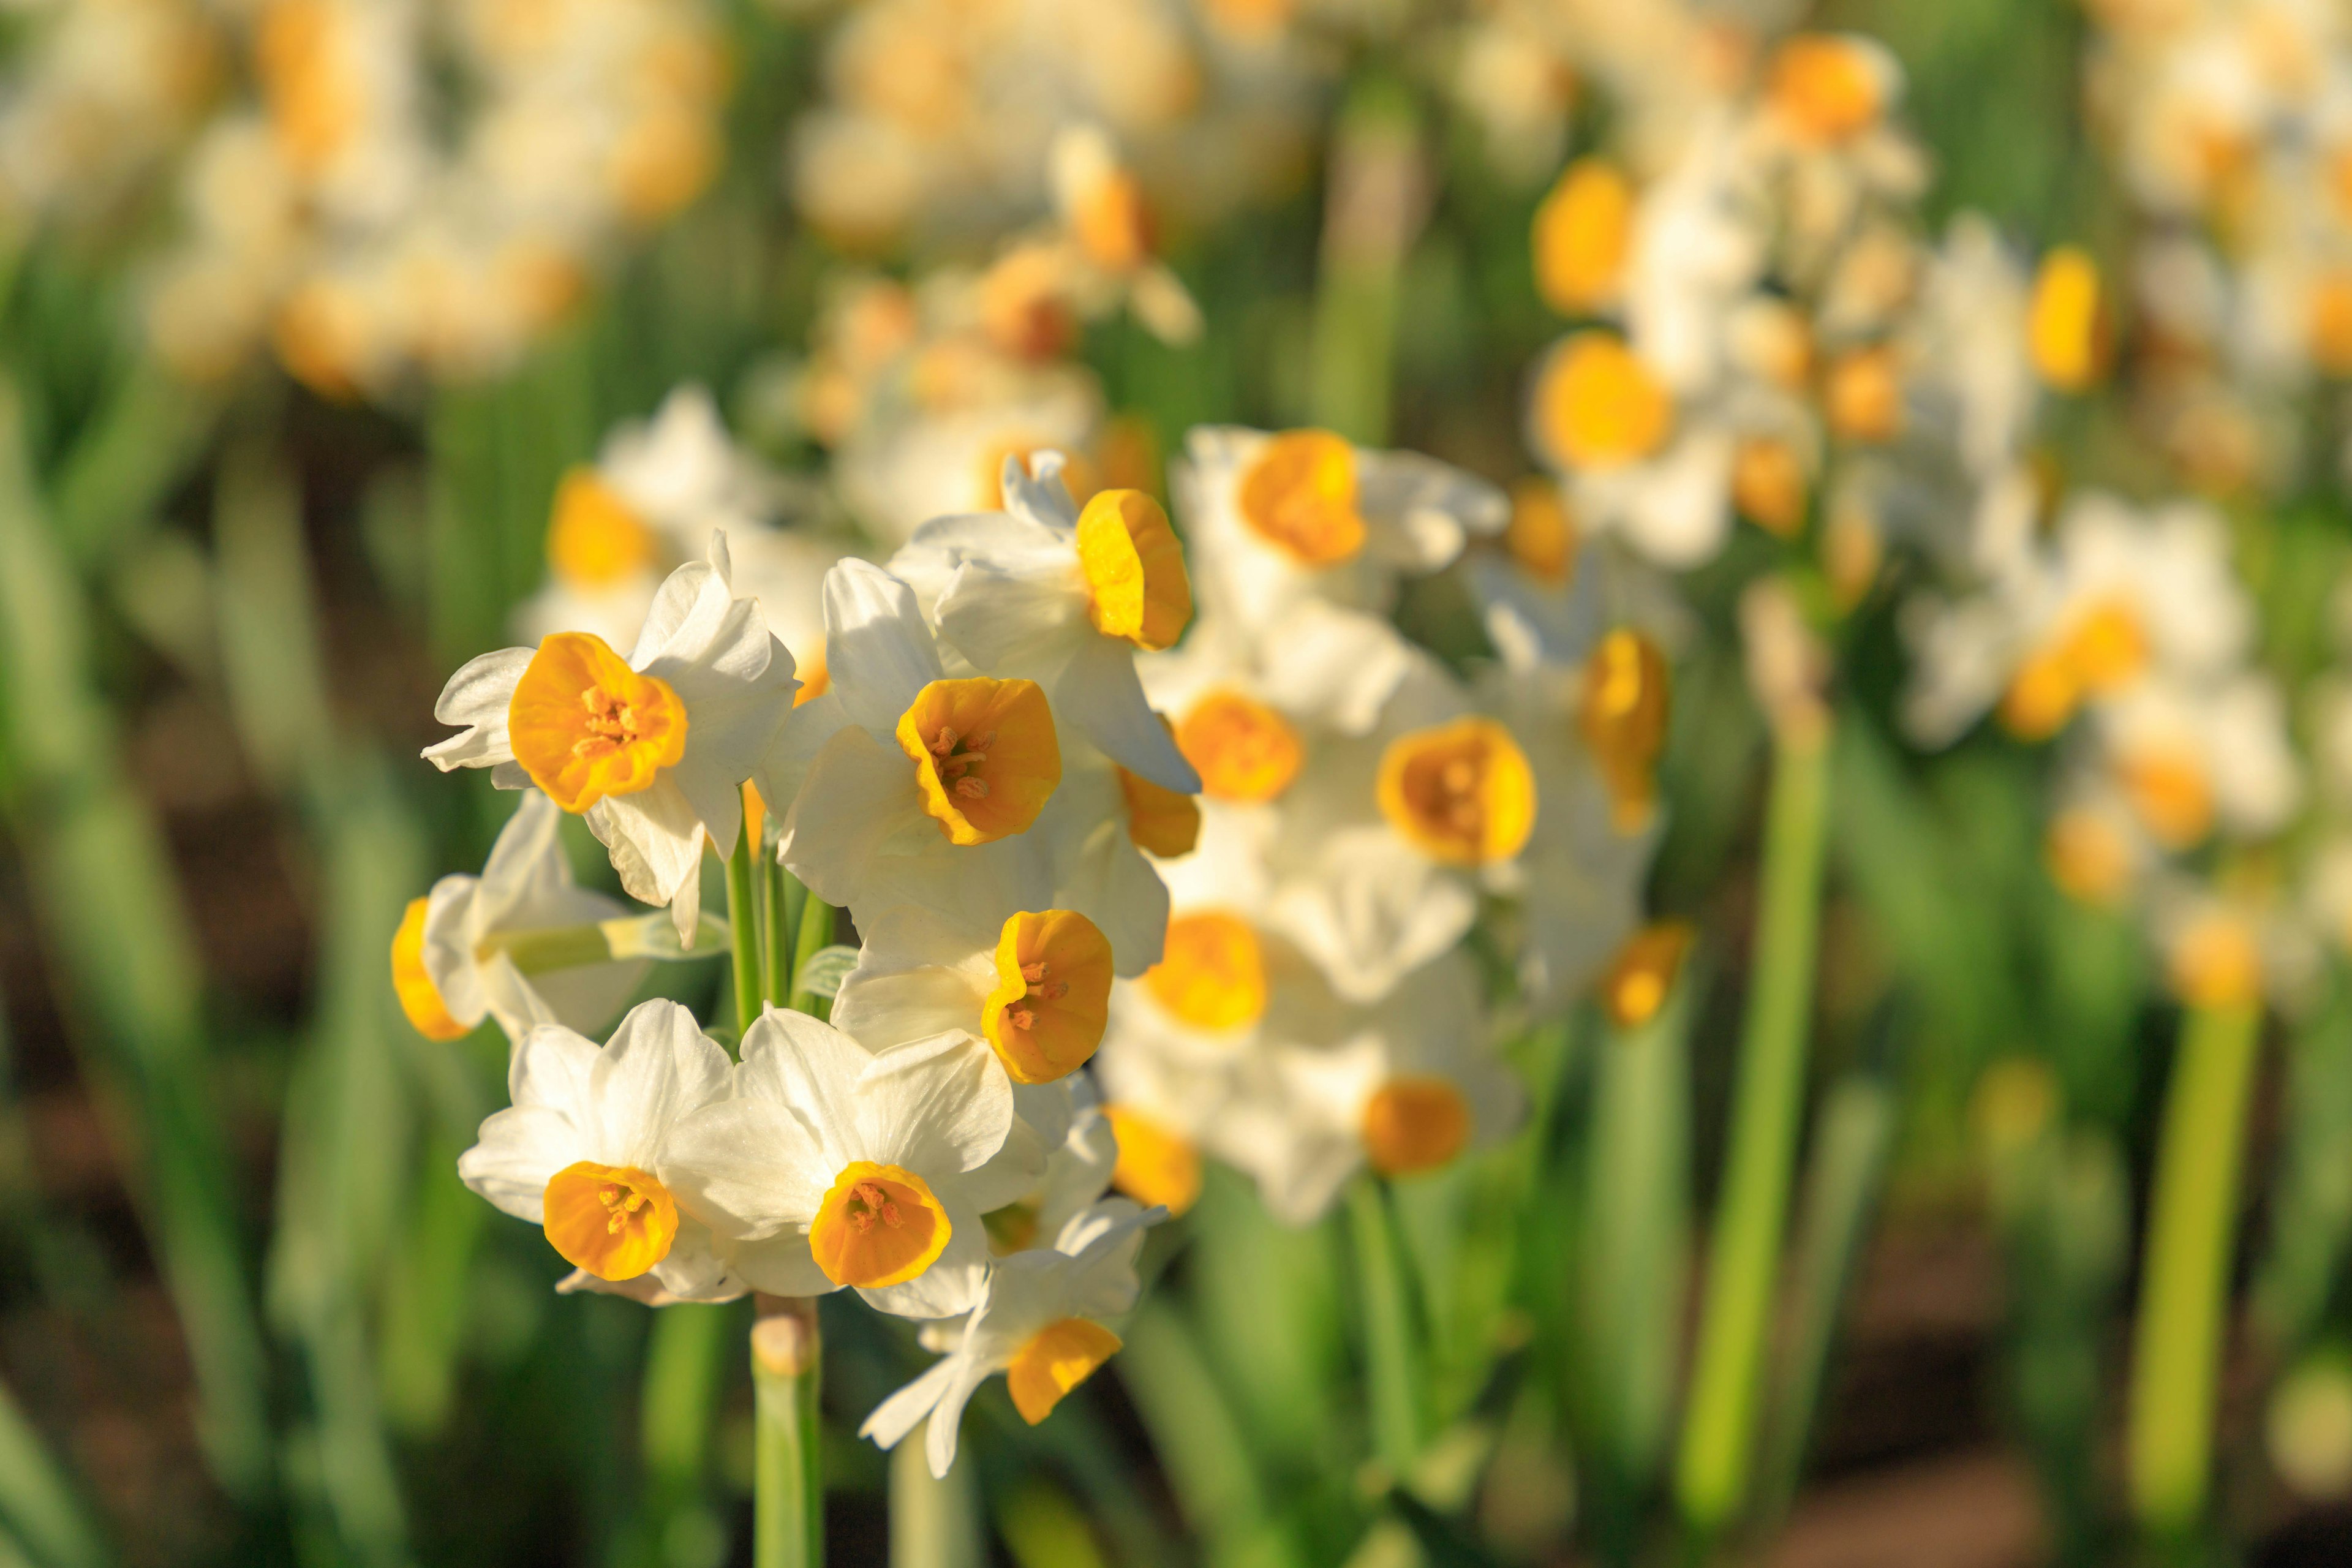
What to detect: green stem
<box><xmin>764</xmin><ymin>862</ymin><xmax>799</xmax><ymax>1009</ymax></box>
<box><xmin>628</xmin><ymin>1303</ymin><xmax>733</xmax><ymax>1567</ymax></box>
<box><xmin>2128</xmin><ymin>1000</ymin><xmax>2264</xmax><ymax>1537</ymax></box>
<box><xmin>889</xmin><ymin>1420</ymin><xmax>980</xmax><ymax>1568</ymax></box>
<box><xmin>787</xmin><ymin>897</ymin><xmax>835</xmax><ymax>1018</ymax></box>
<box><xmin>1675</xmin><ymin>713</ymin><xmax>1832</xmax><ymax>1540</ymax></box>
<box><xmin>1307</xmin><ymin>78</ymin><xmax>1423</xmax><ymax>445</ymax></box>
<box><xmin>1347</xmin><ymin>1174</ymin><xmax>1423</xmax><ymax>1480</ymax></box>
<box><xmin>725</xmin><ymin>824</ymin><xmax>763</xmax><ymax>1037</ymax></box>
<box><xmin>752</xmin><ymin>1297</ymin><xmax>824</xmax><ymax>1568</ymax></box>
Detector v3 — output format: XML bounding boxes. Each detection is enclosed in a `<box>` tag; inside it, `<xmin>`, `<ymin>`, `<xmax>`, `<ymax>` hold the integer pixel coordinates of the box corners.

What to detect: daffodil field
<box><xmin>10</xmin><ymin>1</ymin><xmax>2352</xmax><ymax>1564</ymax></box>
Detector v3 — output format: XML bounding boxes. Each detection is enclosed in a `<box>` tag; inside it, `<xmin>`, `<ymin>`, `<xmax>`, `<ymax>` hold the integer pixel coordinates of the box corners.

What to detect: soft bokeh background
<box><xmin>2</xmin><ymin>0</ymin><xmax>2350</xmax><ymax>1564</ymax></box>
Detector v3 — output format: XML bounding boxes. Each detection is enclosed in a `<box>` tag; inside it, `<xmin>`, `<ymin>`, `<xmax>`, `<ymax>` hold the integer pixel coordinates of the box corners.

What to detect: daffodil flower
<box><xmin>660</xmin><ymin>1008</ymin><xmax>1026</xmax><ymax>1319</ymax></box>
<box><xmin>888</xmin><ymin>452</ymin><xmax>1200</xmax><ymax>796</ymax></box>
<box><xmin>762</xmin><ymin>558</ymin><xmax>1069</xmax><ymax>932</ymax></box>
<box><xmin>859</xmin><ymin>1199</ymin><xmax>1161</xmax><ymax>1477</ymax></box>
<box><xmin>1174</xmin><ymin>425</ymin><xmax>1507</xmax><ymax>632</ymax></box>
<box><xmin>391</xmin><ymin>790</ymin><xmax>652</xmax><ymax>1044</ymax></box>
<box><xmin>424</xmin><ymin>535</ymin><xmax>798</xmax><ymax>943</ymax></box>
<box><xmin>457</xmin><ymin>1000</ymin><xmax>742</xmax><ymax>1303</ymax></box>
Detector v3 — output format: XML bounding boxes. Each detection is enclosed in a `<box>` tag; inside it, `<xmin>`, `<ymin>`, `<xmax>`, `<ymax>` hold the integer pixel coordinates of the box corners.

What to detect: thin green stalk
<box><xmin>763</xmin><ymin>860</ymin><xmax>797</xmax><ymax>1009</ymax></box>
<box><xmin>1307</xmin><ymin>78</ymin><xmax>1424</xmax><ymax>445</ymax></box>
<box><xmin>0</xmin><ymin>1374</ymin><xmax>108</xmax><ymax>1568</ymax></box>
<box><xmin>786</xmin><ymin>899</ymin><xmax>835</xmax><ymax>1018</ymax></box>
<box><xmin>726</xmin><ymin>823</ymin><xmax>763</xmax><ymax>1037</ymax></box>
<box><xmin>1675</xmin><ymin>714</ymin><xmax>1832</xmax><ymax>1539</ymax></box>
<box><xmin>1348</xmin><ymin>1174</ymin><xmax>1424</xmax><ymax>1480</ymax></box>
<box><xmin>1756</xmin><ymin>1076</ymin><xmax>1897</xmax><ymax>1528</ymax></box>
<box><xmin>2128</xmin><ymin>1000</ymin><xmax>2264</xmax><ymax>1537</ymax></box>
<box><xmin>890</xmin><ymin>1422</ymin><xmax>979</xmax><ymax>1568</ymax></box>
<box><xmin>752</xmin><ymin>1297</ymin><xmax>823</xmax><ymax>1568</ymax></box>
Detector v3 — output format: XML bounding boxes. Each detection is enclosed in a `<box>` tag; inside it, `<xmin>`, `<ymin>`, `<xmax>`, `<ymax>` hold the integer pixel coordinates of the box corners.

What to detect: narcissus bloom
<box><xmin>765</xmin><ymin>559</ymin><xmax>1071</xmax><ymax>932</ymax></box>
<box><xmin>860</xmin><ymin>1199</ymin><xmax>1160</xmax><ymax>1477</ymax></box>
<box><xmin>889</xmin><ymin>452</ymin><xmax>1200</xmax><ymax>793</ymax></box>
<box><xmin>392</xmin><ymin>790</ymin><xmax>652</xmax><ymax>1044</ymax></box>
<box><xmin>1175</xmin><ymin>426</ymin><xmax>1507</xmax><ymax>631</ymax></box>
<box><xmin>661</xmin><ymin>1008</ymin><xmax>1025</xmax><ymax>1319</ymax></box>
<box><xmin>424</xmin><ymin>535</ymin><xmax>799</xmax><ymax>942</ymax></box>
<box><xmin>457</xmin><ymin>1000</ymin><xmax>741</xmax><ymax>1302</ymax></box>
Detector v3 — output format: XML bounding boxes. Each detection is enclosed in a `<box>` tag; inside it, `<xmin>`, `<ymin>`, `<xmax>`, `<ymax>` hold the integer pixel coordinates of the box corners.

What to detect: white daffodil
<box><xmin>2089</xmin><ymin>672</ymin><xmax>2304</xmax><ymax>854</ymax></box>
<box><xmin>1173</xmin><ymin>425</ymin><xmax>1507</xmax><ymax>633</ymax></box>
<box><xmin>1022</xmin><ymin>737</ymin><xmax>1183</xmax><ymax>979</ymax></box>
<box><xmin>456</xmin><ymin>999</ymin><xmax>742</xmax><ymax>1303</ymax></box>
<box><xmin>762</xmin><ymin>558</ymin><xmax>1066</xmax><ymax>934</ymax></box>
<box><xmin>424</xmin><ymin>535</ymin><xmax>799</xmax><ymax>944</ymax></box>
<box><xmin>390</xmin><ymin>790</ymin><xmax>653</xmax><ymax>1044</ymax></box>
<box><xmin>889</xmin><ymin>451</ymin><xmax>1200</xmax><ymax>794</ymax></box>
<box><xmin>860</xmin><ymin>1199</ymin><xmax>1160</xmax><ymax>1477</ymax></box>
<box><xmin>661</xmin><ymin>1007</ymin><xmax>1023</xmax><ymax>1319</ymax></box>
<box><xmin>979</xmin><ymin>1098</ymin><xmax>1120</xmax><ymax>1258</ymax></box>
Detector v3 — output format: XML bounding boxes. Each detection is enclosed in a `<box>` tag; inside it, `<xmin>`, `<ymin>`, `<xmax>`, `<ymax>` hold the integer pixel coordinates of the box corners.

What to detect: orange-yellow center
<box><xmin>1579</xmin><ymin>629</ymin><xmax>1672</xmax><ymax>831</ymax></box>
<box><xmin>1175</xmin><ymin>690</ymin><xmax>1303</xmax><ymax>804</ymax></box>
<box><xmin>391</xmin><ymin>897</ymin><xmax>467</xmax><ymax>1041</ymax></box>
<box><xmin>1376</xmin><ymin>717</ymin><xmax>1538</xmax><ymax>866</ymax></box>
<box><xmin>2168</xmin><ymin>915</ymin><xmax>2263</xmax><ymax>1010</ymax></box>
<box><xmin>809</xmin><ymin>1162</ymin><xmax>952</xmax><ymax>1289</ymax></box>
<box><xmin>1143</xmin><ymin>911</ymin><xmax>1267</xmax><ymax>1032</ymax></box>
<box><xmin>1077</xmin><ymin>489</ymin><xmax>1193</xmax><ymax>650</ymax></box>
<box><xmin>2313</xmin><ymin>271</ymin><xmax>2352</xmax><ymax>376</ymax></box>
<box><xmin>2117</xmin><ymin>750</ymin><xmax>2214</xmax><ymax>851</ymax></box>
<box><xmin>1073</xmin><ymin>168</ymin><xmax>1155</xmax><ymax>273</ymax></box>
<box><xmin>507</xmin><ymin>633</ymin><xmax>690</xmax><ymax>813</ymax></box>
<box><xmin>1767</xmin><ymin>34</ymin><xmax>1888</xmax><ymax>146</ymax></box>
<box><xmin>982</xmin><ymin>910</ymin><xmax>1116</xmax><ymax>1084</ymax></box>
<box><xmin>2028</xmin><ymin>247</ymin><xmax>2111</xmax><ymax>393</ymax></box>
<box><xmin>1234</xmin><ymin>430</ymin><xmax>1366</xmax><ymax>567</ymax></box>
<box><xmin>1533</xmin><ymin>159</ymin><xmax>1635</xmax><ymax>316</ymax></box>
<box><xmin>1534</xmin><ymin>332</ymin><xmax>1672</xmax><ymax>470</ymax></box>
<box><xmin>1599</xmin><ymin>921</ymin><xmax>1694</xmax><ymax>1028</ymax></box>
<box><xmin>1823</xmin><ymin>346</ymin><xmax>1903</xmax><ymax>443</ymax></box>
<box><xmin>543</xmin><ymin>1161</ymin><xmax>679</xmax><ymax>1281</ymax></box>
<box><xmin>2044</xmin><ymin>809</ymin><xmax>2134</xmax><ymax>907</ymax></box>
<box><xmin>1361</xmin><ymin>1077</ymin><xmax>1471</xmax><ymax>1177</ymax></box>
<box><xmin>1506</xmin><ymin>477</ymin><xmax>1578</xmax><ymax>584</ymax></box>
<box><xmin>1733</xmin><ymin>437</ymin><xmax>1809</xmax><ymax>538</ymax></box>
<box><xmin>1008</xmin><ymin>1317</ymin><xmax>1124</xmax><ymax>1425</ymax></box>
<box><xmin>896</xmin><ymin>677</ymin><xmax>1063</xmax><ymax>845</ymax></box>
<box><xmin>547</xmin><ymin>468</ymin><xmax>658</xmax><ymax>590</ymax></box>
<box><xmin>1105</xmin><ymin>1105</ymin><xmax>1202</xmax><ymax>1215</ymax></box>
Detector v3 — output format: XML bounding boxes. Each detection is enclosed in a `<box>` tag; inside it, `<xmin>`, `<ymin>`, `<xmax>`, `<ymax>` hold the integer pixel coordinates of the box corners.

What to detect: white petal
<box><xmin>824</xmin><ymin>560</ymin><xmax>944</xmax><ymax>731</ymax></box>
<box><xmin>1049</xmin><ymin>638</ymin><xmax>1199</xmax><ymax>793</ymax></box>
<box><xmin>586</xmin><ymin>783</ymin><xmax>706</xmax><ymax>914</ymax></box>
<box><xmin>860</xmin><ymin>1357</ymin><xmax>963</xmax><ymax>1450</ymax></box>
<box><xmin>588</xmin><ymin>999</ymin><xmax>734</xmax><ymax>1168</ymax></box>
<box><xmin>775</xmin><ymin>725</ymin><xmax>922</xmax><ymax>908</ymax></box>
<box><xmin>934</xmin><ymin>560</ymin><xmax>1089</xmax><ymax>674</ymax></box>
<box><xmin>423</xmin><ymin>647</ymin><xmax>532</xmax><ymax>770</ymax></box>
<box><xmin>856</xmin><ymin>1031</ymin><xmax>1015</xmax><ymax>1178</ymax></box>
<box><xmin>661</xmin><ymin>1096</ymin><xmax>829</xmax><ymax>1239</ymax></box>
<box><xmin>458</xmin><ymin>1105</ymin><xmax>578</xmax><ymax>1222</ymax></box>
<box><xmin>725</xmin><ymin>1229</ymin><xmax>843</xmax><ymax>1297</ymax></box>
<box><xmin>508</xmin><ymin>1023</ymin><xmax>603</xmax><ymax>1113</ymax></box>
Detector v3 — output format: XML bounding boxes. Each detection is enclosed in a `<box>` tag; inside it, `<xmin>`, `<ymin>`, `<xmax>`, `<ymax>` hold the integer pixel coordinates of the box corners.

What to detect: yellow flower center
<box><xmin>1823</xmin><ymin>346</ymin><xmax>1902</xmax><ymax>443</ymax></box>
<box><xmin>1579</xmin><ymin>630</ymin><xmax>1671</xmax><ymax>831</ymax></box>
<box><xmin>808</xmin><ymin>1162</ymin><xmax>952</xmax><ymax>1289</ymax></box>
<box><xmin>610</xmin><ymin>105</ymin><xmax>720</xmax><ymax>225</ymax></box>
<box><xmin>257</xmin><ymin>0</ymin><xmax>360</xmax><ymax>172</ymax></box>
<box><xmin>1074</xmin><ymin>168</ymin><xmax>1155</xmax><ymax>273</ymax></box>
<box><xmin>1104</xmin><ymin>1105</ymin><xmax>1202</xmax><ymax>1216</ymax></box>
<box><xmin>1999</xmin><ymin>649</ymin><xmax>2079</xmax><ymax>741</ymax></box>
<box><xmin>1077</xmin><ymin>489</ymin><xmax>1193</xmax><ymax>650</ymax></box>
<box><xmin>542</xmin><ymin>1161</ymin><xmax>679</xmax><ymax>1281</ymax></box>
<box><xmin>2168</xmin><ymin>914</ymin><xmax>2263</xmax><ymax>1009</ymax></box>
<box><xmin>2000</xmin><ymin>600</ymin><xmax>2148</xmax><ymax>741</ymax></box>
<box><xmin>1008</xmin><ymin>1318</ymin><xmax>1123</xmax><ymax>1425</ymax></box>
<box><xmin>546</xmin><ymin>468</ymin><xmax>659</xmax><ymax>590</ymax></box>
<box><xmin>1175</xmin><ymin>690</ymin><xmax>1303</xmax><ymax>804</ymax></box>
<box><xmin>272</xmin><ymin>282</ymin><xmax>368</xmax><ymax>404</ymax></box>
<box><xmin>1732</xmin><ymin>438</ymin><xmax>1809</xmax><ymax>538</ymax></box>
<box><xmin>1376</xmin><ymin>717</ymin><xmax>1538</xmax><ymax>867</ymax></box>
<box><xmin>2118</xmin><ymin>750</ymin><xmax>2214</xmax><ymax>851</ymax></box>
<box><xmin>1534</xmin><ymin>333</ymin><xmax>1672</xmax><ymax>470</ymax></box>
<box><xmin>982</xmin><ymin>910</ymin><xmax>1116</xmax><ymax>1084</ymax></box>
<box><xmin>1532</xmin><ymin>159</ymin><xmax>1635</xmax><ymax>316</ymax></box>
<box><xmin>979</xmin><ymin>246</ymin><xmax>1078</xmax><ymax>363</ymax></box>
<box><xmin>1142</xmin><ymin>912</ymin><xmax>1267</xmax><ymax>1032</ymax></box>
<box><xmin>1118</xmin><ymin>764</ymin><xmax>1203</xmax><ymax>858</ymax></box>
<box><xmin>2028</xmin><ymin>247</ymin><xmax>2111</xmax><ymax>393</ymax></box>
<box><xmin>1506</xmin><ymin>477</ymin><xmax>1578</xmax><ymax>584</ymax></box>
<box><xmin>2044</xmin><ymin>809</ymin><xmax>2133</xmax><ymax>906</ymax></box>
<box><xmin>896</xmin><ymin>677</ymin><xmax>1063</xmax><ymax>845</ymax></box>
<box><xmin>507</xmin><ymin>633</ymin><xmax>690</xmax><ymax>813</ymax></box>
<box><xmin>1234</xmin><ymin>430</ymin><xmax>1366</xmax><ymax>567</ymax></box>
<box><xmin>1767</xmin><ymin>34</ymin><xmax>1888</xmax><ymax>146</ymax></box>
<box><xmin>391</xmin><ymin>897</ymin><xmax>467</xmax><ymax>1041</ymax></box>
<box><xmin>1599</xmin><ymin>921</ymin><xmax>1694</xmax><ymax>1029</ymax></box>
<box><xmin>1361</xmin><ymin>1077</ymin><xmax>1471</xmax><ymax>1177</ymax></box>
<box><xmin>2312</xmin><ymin>270</ymin><xmax>2352</xmax><ymax>376</ymax></box>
